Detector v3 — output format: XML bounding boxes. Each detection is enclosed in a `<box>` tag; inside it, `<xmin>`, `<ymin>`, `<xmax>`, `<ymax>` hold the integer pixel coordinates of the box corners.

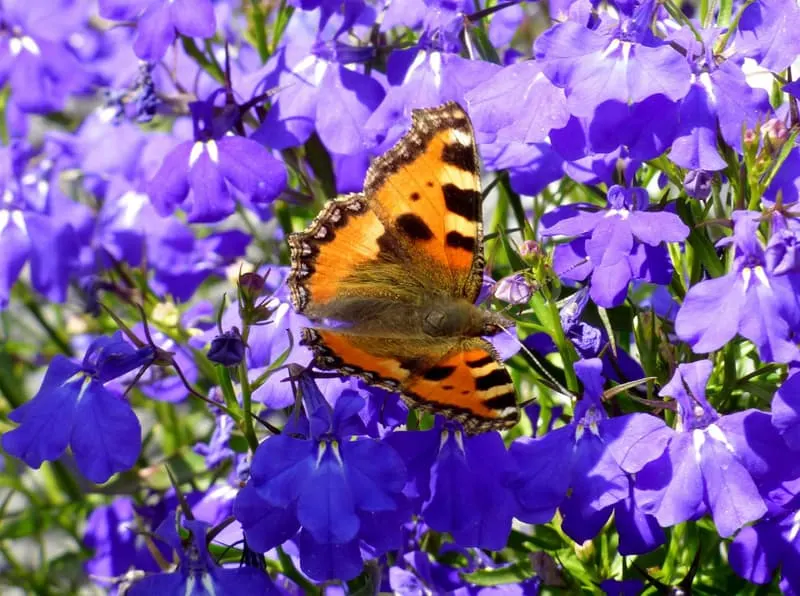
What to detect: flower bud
<box><xmin>207</xmin><ymin>327</ymin><xmax>245</xmax><ymax>367</ymax></box>
<box><xmin>494</xmin><ymin>273</ymin><xmax>533</xmax><ymax>305</ymax></box>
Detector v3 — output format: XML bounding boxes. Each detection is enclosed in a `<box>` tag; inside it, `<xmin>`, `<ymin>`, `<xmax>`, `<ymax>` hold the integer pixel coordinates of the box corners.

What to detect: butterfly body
<box><xmin>288</xmin><ymin>102</ymin><xmax>519</xmax><ymax>433</ymax></box>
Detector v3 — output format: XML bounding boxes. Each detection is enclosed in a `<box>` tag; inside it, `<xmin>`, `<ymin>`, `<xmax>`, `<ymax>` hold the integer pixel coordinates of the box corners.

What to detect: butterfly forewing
<box><xmin>364</xmin><ymin>102</ymin><xmax>485</xmax><ymax>302</ymax></box>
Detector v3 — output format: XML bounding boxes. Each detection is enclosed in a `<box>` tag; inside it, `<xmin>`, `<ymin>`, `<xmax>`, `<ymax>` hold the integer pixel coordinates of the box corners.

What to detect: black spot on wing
<box><xmin>442</xmin><ymin>142</ymin><xmax>476</xmax><ymax>172</ymax></box>
<box><xmin>410</xmin><ymin>192</ymin><xmax>420</xmax><ymax>201</ymax></box>
<box><xmin>466</xmin><ymin>355</ymin><xmax>494</xmax><ymax>368</ymax></box>
<box><xmin>443</xmin><ymin>184</ymin><xmax>480</xmax><ymax>222</ymax></box>
<box><xmin>475</xmin><ymin>368</ymin><xmax>511</xmax><ymax>391</ymax></box>
<box><xmin>445</xmin><ymin>231</ymin><xmax>476</xmax><ymax>252</ymax></box>
<box><xmin>396</xmin><ymin>213</ymin><xmax>434</xmax><ymax>241</ymax></box>
<box><xmin>483</xmin><ymin>391</ymin><xmax>517</xmax><ymax>411</ymax></box>
<box><xmin>423</xmin><ymin>365</ymin><xmax>456</xmax><ymax>381</ymax></box>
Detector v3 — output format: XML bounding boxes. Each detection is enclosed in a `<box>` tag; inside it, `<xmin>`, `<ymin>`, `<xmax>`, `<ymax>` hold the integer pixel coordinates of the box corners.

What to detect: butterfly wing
<box><xmin>306</xmin><ymin>329</ymin><xmax>518</xmax><ymax>433</ymax></box>
<box><xmin>402</xmin><ymin>338</ymin><xmax>518</xmax><ymax>433</ymax></box>
<box><xmin>364</xmin><ymin>102</ymin><xmax>485</xmax><ymax>302</ymax></box>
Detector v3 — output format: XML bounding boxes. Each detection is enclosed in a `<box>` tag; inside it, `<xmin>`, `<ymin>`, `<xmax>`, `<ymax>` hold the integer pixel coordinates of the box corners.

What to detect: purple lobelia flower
<box><xmin>728</xmin><ymin>498</ymin><xmax>800</xmax><ymax>594</ymax></box>
<box><xmin>2</xmin><ymin>332</ymin><xmax>153</xmax><ymax>483</ymax></box>
<box><xmin>0</xmin><ymin>0</ymin><xmax>93</xmax><ymax>113</ymax></box>
<box><xmin>127</xmin><ymin>517</ymin><xmax>279</xmax><ymax>595</ymax></box>
<box><xmin>541</xmin><ymin>185</ymin><xmax>689</xmax><ymax>307</ymax></box>
<box><xmin>667</xmin><ymin>26</ymin><xmax>772</xmax><ymax>171</ymax></box>
<box><xmin>736</xmin><ymin>0</ymin><xmax>800</xmax><ymax>73</ymax></box>
<box><xmin>533</xmin><ymin>0</ymin><xmax>691</xmax><ymax>119</ymax></box>
<box><xmin>507</xmin><ymin>359</ymin><xmax>668</xmax><ymax>553</ymax></box>
<box><xmin>84</xmin><ymin>497</ymin><xmax>163</xmax><ymax>591</ymax></box>
<box><xmin>237</xmin><ymin>371</ymin><xmax>409</xmax><ymax>581</ymax></box>
<box><xmin>771</xmin><ymin>369</ymin><xmax>800</xmax><ymax>451</ymax></box>
<box><xmin>98</xmin><ymin>0</ymin><xmax>216</xmax><ymax>62</ymax></box>
<box><xmin>0</xmin><ymin>143</ymin><xmax>90</xmax><ymax>308</ymax></box>
<box><xmin>253</xmin><ymin>38</ymin><xmax>383</xmax><ymax>155</ymax></box>
<box><xmin>194</xmin><ymin>406</ymin><xmax>236</xmax><ymax>470</ymax></box>
<box><xmin>148</xmin><ymin>97</ymin><xmax>287</xmax><ymax>223</ymax></box>
<box><xmin>634</xmin><ymin>360</ymin><xmax>800</xmax><ymax>537</ymax></box>
<box><xmin>365</xmin><ymin>9</ymin><xmax>501</xmax><ymax>152</ymax></box>
<box><xmin>385</xmin><ymin>422</ymin><xmax>516</xmax><ymax>550</ymax></box>
<box><xmin>675</xmin><ymin>211</ymin><xmax>800</xmax><ymax>363</ymax></box>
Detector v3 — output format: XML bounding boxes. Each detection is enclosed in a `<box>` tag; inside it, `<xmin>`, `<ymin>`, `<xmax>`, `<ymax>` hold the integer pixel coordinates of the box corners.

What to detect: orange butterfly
<box><xmin>287</xmin><ymin>102</ymin><xmax>518</xmax><ymax>433</ymax></box>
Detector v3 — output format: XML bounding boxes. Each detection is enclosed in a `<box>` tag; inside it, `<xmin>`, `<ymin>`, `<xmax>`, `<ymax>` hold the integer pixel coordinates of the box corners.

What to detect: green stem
<box><xmin>238</xmin><ymin>326</ymin><xmax>259</xmax><ymax>452</ymax></box>
<box><xmin>23</xmin><ymin>298</ymin><xmax>73</xmax><ymax>357</ymax></box>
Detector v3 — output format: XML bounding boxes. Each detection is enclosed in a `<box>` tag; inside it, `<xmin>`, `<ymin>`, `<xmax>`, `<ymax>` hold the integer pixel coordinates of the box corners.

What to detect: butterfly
<box><xmin>287</xmin><ymin>102</ymin><xmax>518</xmax><ymax>433</ymax></box>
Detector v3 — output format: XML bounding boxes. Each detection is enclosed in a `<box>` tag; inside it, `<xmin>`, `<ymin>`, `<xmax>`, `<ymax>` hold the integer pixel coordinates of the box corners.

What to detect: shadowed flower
<box><xmin>385</xmin><ymin>422</ymin><xmax>515</xmax><ymax>550</ymax></box>
<box><xmin>127</xmin><ymin>517</ymin><xmax>279</xmax><ymax>595</ymax></box>
<box><xmin>237</xmin><ymin>371</ymin><xmax>409</xmax><ymax>581</ymax></box>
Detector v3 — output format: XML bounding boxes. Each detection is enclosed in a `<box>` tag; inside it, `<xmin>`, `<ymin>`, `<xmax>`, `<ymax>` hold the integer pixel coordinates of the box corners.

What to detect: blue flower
<box><xmin>2</xmin><ymin>332</ymin><xmax>153</xmax><ymax>483</ymax></box>
<box><xmin>675</xmin><ymin>211</ymin><xmax>800</xmax><ymax>363</ymax></box>
<box><xmin>148</xmin><ymin>98</ymin><xmax>286</xmax><ymax>223</ymax></box>
<box><xmin>634</xmin><ymin>360</ymin><xmax>800</xmax><ymax>537</ymax></box>
<box><xmin>127</xmin><ymin>517</ymin><xmax>279</xmax><ymax>595</ymax></box>
<box><xmin>507</xmin><ymin>359</ymin><xmax>668</xmax><ymax>552</ymax></box>
<box><xmin>533</xmin><ymin>0</ymin><xmax>691</xmax><ymax>119</ymax></box>
<box><xmin>237</xmin><ymin>371</ymin><xmax>409</xmax><ymax>581</ymax></box>
<box><xmin>385</xmin><ymin>423</ymin><xmax>515</xmax><ymax>550</ymax></box>
<box><xmin>729</xmin><ymin>498</ymin><xmax>800</xmax><ymax>594</ymax></box>
<box><xmin>542</xmin><ymin>185</ymin><xmax>689</xmax><ymax>307</ymax></box>
<box><xmin>98</xmin><ymin>0</ymin><xmax>217</xmax><ymax>62</ymax></box>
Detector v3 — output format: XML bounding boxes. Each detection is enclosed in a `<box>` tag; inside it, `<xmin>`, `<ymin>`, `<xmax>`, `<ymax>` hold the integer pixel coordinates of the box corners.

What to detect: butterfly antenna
<box><xmin>496</xmin><ymin>321</ymin><xmax>572</xmax><ymax>398</ymax></box>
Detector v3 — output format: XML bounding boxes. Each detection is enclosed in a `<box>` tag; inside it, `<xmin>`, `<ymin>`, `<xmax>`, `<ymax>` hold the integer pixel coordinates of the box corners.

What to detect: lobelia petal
<box><xmin>250</xmin><ymin>435</ymin><xmax>315</xmax><ymax>507</ymax></box>
<box><xmin>25</xmin><ymin>212</ymin><xmax>75</xmax><ymax>304</ymax></box>
<box><xmin>506</xmin><ymin>428</ymin><xmax>574</xmax><ymax>524</ymax></box>
<box><xmin>297</xmin><ymin>449</ymin><xmax>360</xmax><ymax>544</ymax></box>
<box><xmin>560</xmin><ymin>498</ymin><xmax>612</xmax><ymax>543</ymax></box>
<box><xmin>628</xmin><ymin>211</ymin><xmax>689</xmax><ymax>246</ymax></box>
<box><xmin>147</xmin><ymin>141</ymin><xmax>192</xmax><ymax>216</ymax></box>
<box><xmin>234</xmin><ymin>484</ymin><xmax>300</xmax><ymax>553</ymax></box>
<box><xmin>699</xmin><ymin>434</ymin><xmax>767</xmax><ymax>537</ymax></box>
<box><xmin>589</xmin><ymin>258</ymin><xmax>632</xmax><ymax>307</ymax></box>
<box><xmin>127</xmin><ymin>572</ymin><xmax>186</xmax><ymax>596</ymax></box>
<box><xmin>614</xmin><ymin>493</ymin><xmax>665</xmax><ymax>555</ymax></box>
<box><xmin>98</xmin><ymin>0</ymin><xmax>151</xmax><ymax>21</ymax></box>
<box><xmin>729</xmin><ymin>522</ymin><xmax>783</xmax><ymax>585</ymax></box>
<box><xmin>316</xmin><ymin>65</ymin><xmax>385</xmax><ymax>155</ymax></box>
<box><xmin>552</xmin><ymin>238</ymin><xmax>594</xmax><ymax>282</ymax></box>
<box><xmin>457</xmin><ymin>433</ymin><xmax>515</xmax><ymax>550</ymax></box>
<box><xmin>169</xmin><ymin>0</ymin><xmax>216</xmax><ymax>38</ymax></box>
<box><xmin>71</xmin><ymin>380</ymin><xmax>142</xmax><ymax>483</ymax></box>
<box><xmin>342</xmin><ymin>439</ymin><xmax>406</xmax><ymax>511</ymax></box>
<box><xmin>635</xmin><ymin>433</ymin><xmax>705</xmax><ymax>528</ymax></box>
<box><xmin>772</xmin><ymin>372</ymin><xmax>800</xmax><ymax>450</ymax></box>
<box><xmin>711</xmin><ymin>61</ymin><xmax>772</xmax><ymax>153</ymax></box>
<box><xmin>133</xmin><ymin>0</ymin><xmax>175</xmax><ymax>61</ymax></box>
<box><xmin>0</xmin><ymin>217</ymin><xmax>30</xmax><ymax>308</ymax></box>
<box><xmin>1</xmin><ymin>379</ymin><xmax>79</xmax><ymax>468</ymax></box>
<box><xmin>675</xmin><ymin>273</ymin><xmax>746</xmax><ymax>353</ymax></box>
<box><xmin>670</xmin><ymin>83</ymin><xmax>727</xmax><ymax>171</ymax></box>
<box><xmin>185</xmin><ymin>149</ymin><xmax>235</xmax><ymax>223</ymax></box>
<box><xmin>295</xmin><ymin>529</ymin><xmax>363</xmax><ymax>582</ymax></box>
<box><xmin>571</xmin><ymin>433</ymin><xmax>629</xmax><ymax>515</ymax></box>
<box><xmin>603</xmin><ymin>413</ymin><xmax>674</xmax><ymax>473</ymax></box>
<box><xmin>217</xmin><ymin>136</ymin><xmax>286</xmax><ymax>203</ymax></box>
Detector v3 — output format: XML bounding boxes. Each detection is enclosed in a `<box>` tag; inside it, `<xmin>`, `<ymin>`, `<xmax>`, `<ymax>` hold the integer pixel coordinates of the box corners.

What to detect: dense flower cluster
<box><xmin>1</xmin><ymin>0</ymin><xmax>800</xmax><ymax>593</ymax></box>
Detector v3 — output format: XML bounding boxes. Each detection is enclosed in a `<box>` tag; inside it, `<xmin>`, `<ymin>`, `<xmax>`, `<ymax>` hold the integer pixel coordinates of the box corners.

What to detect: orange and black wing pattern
<box><xmin>364</xmin><ymin>102</ymin><xmax>485</xmax><ymax>302</ymax></box>
<box><xmin>305</xmin><ymin>329</ymin><xmax>518</xmax><ymax>433</ymax></box>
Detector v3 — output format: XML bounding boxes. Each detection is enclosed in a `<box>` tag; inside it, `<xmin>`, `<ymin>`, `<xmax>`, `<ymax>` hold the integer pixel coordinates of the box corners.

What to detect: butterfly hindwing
<box><xmin>402</xmin><ymin>338</ymin><xmax>519</xmax><ymax>433</ymax></box>
<box><xmin>305</xmin><ymin>330</ymin><xmax>518</xmax><ymax>433</ymax></box>
<box><xmin>364</xmin><ymin>102</ymin><xmax>485</xmax><ymax>302</ymax></box>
